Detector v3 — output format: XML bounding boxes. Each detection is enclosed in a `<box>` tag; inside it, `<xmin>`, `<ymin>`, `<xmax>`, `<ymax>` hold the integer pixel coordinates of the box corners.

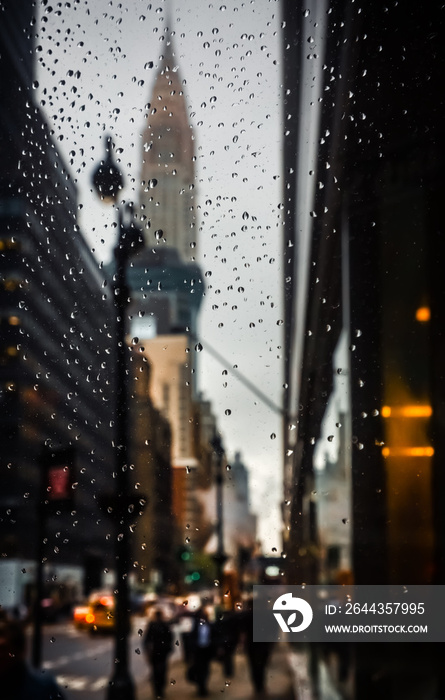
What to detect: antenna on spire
<box><xmin>164</xmin><ymin>0</ymin><xmax>173</xmax><ymax>43</ymax></box>
<box><xmin>161</xmin><ymin>2</ymin><xmax>177</xmax><ymax>73</ymax></box>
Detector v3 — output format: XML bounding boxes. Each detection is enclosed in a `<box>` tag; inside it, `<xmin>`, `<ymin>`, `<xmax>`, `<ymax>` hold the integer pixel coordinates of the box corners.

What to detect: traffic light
<box><xmin>41</xmin><ymin>445</ymin><xmax>76</xmax><ymax>510</ymax></box>
<box><xmin>177</xmin><ymin>546</ymin><xmax>191</xmax><ymax>562</ymax></box>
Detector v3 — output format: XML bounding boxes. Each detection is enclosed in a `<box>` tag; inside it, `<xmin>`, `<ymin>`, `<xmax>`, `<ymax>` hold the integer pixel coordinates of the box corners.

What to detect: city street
<box><xmin>32</xmin><ymin>619</ymin><xmax>141</xmax><ymax>697</ymax></box>
<box><xmin>31</xmin><ymin>618</ymin><xmax>295</xmax><ymax>700</ymax></box>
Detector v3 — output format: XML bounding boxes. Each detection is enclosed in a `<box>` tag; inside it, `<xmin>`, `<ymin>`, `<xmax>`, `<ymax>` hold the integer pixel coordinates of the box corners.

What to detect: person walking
<box><xmin>0</xmin><ymin>617</ymin><xmax>65</xmax><ymax>700</ymax></box>
<box><xmin>240</xmin><ymin>600</ymin><xmax>272</xmax><ymax>699</ymax></box>
<box><xmin>214</xmin><ymin>609</ymin><xmax>239</xmax><ymax>678</ymax></box>
<box><xmin>188</xmin><ymin>607</ymin><xmax>214</xmax><ymax>697</ymax></box>
<box><xmin>143</xmin><ymin>608</ymin><xmax>173</xmax><ymax>699</ymax></box>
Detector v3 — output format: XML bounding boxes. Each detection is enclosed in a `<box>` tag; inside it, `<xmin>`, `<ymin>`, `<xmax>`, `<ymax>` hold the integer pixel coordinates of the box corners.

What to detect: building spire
<box><xmin>138</xmin><ymin>26</ymin><xmax>197</xmax><ymax>261</ymax></box>
<box><xmin>164</xmin><ymin>1</ymin><xmax>174</xmax><ymax>45</ymax></box>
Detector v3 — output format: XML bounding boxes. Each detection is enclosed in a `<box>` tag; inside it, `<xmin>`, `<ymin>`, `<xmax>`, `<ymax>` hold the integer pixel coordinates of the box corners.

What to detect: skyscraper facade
<box><xmin>139</xmin><ymin>44</ymin><xmax>197</xmax><ymax>263</ymax></box>
<box><xmin>0</xmin><ymin>0</ymin><xmax>116</xmax><ymax>600</ymax></box>
<box><xmin>126</xmin><ymin>38</ymin><xmax>207</xmax><ymax>549</ymax></box>
<box><xmin>282</xmin><ymin>1</ymin><xmax>445</xmax><ymax>696</ymax></box>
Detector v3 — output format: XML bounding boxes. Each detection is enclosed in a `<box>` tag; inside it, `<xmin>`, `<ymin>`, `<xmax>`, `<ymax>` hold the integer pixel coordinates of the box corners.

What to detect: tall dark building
<box><xmin>0</xmin><ymin>0</ymin><xmax>117</xmax><ymax>599</ymax></box>
<box><xmin>129</xmin><ymin>353</ymin><xmax>176</xmax><ymax>590</ymax></box>
<box><xmin>139</xmin><ymin>43</ymin><xmax>198</xmax><ymax>263</ymax></box>
<box><xmin>124</xmin><ymin>37</ymin><xmax>206</xmax><ymax>545</ymax></box>
<box><xmin>283</xmin><ymin>1</ymin><xmax>445</xmax><ymax>697</ymax></box>
<box><xmin>130</xmin><ymin>41</ymin><xmax>204</xmax><ymax>341</ymax></box>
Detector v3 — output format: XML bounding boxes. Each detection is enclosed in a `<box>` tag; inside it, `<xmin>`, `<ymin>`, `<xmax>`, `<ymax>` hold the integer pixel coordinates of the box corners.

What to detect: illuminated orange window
<box><xmin>381</xmin><ymin>405</ymin><xmax>432</xmax><ymax>418</ymax></box>
<box><xmin>382</xmin><ymin>446</ymin><xmax>434</xmax><ymax>458</ymax></box>
<box><xmin>3</xmin><ymin>279</ymin><xmax>20</xmax><ymax>291</ymax></box>
<box><xmin>0</xmin><ymin>238</ymin><xmax>20</xmax><ymax>251</ymax></box>
<box><xmin>416</xmin><ymin>306</ymin><xmax>431</xmax><ymax>322</ymax></box>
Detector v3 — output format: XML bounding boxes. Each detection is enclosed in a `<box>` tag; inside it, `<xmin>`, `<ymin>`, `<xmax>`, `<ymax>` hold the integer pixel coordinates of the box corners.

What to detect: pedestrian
<box><xmin>240</xmin><ymin>600</ymin><xmax>272</xmax><ymax>699</ymax></box>
<box><xmin>143</xmin><ymin>608</ymin><xmax>173</xmax><ymax>699</ymax></box>
<box><xmin>188</xmin><ymin>607</ymin><xmax>214</xmax><ymax>697</ymax></box>
<box><xmin>0</xmin><ymin>617</ymin><xmax>65</xmax><ymax>700</ymax></box>
<box><xmin>214</xmin><ymin>609</ymin><xmax>239</xmax><ymax>678</ymax></box>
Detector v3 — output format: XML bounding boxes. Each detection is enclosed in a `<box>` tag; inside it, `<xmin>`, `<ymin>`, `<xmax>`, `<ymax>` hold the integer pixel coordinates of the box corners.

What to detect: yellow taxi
<box><xmin>73</xmin><ymin>603</ymin><xmax>91</xmax><ymax>629</ymax></box>
<box><xmin>85</xmin><ymin>591</ymin><xmax>115</xmax><ymax>633</ymax></box>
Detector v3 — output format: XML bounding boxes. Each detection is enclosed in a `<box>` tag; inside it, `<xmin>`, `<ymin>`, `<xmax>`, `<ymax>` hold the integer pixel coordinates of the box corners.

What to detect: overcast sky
<box><xmin>35</xmin><ymin>0</ymin><xmax>284</xmax><ymax>551</ymax></box>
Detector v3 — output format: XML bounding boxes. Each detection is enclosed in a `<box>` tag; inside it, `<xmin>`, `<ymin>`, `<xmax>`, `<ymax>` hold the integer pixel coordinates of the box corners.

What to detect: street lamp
<box><xmin>211</xmin><ymin>434</ymin><xmax>227</xmax><ymax>607</ymax></box>
<box><xmin>92</xmin><ymin>135</ymin><xmax>144</xmax><ymax>700</ymax></box>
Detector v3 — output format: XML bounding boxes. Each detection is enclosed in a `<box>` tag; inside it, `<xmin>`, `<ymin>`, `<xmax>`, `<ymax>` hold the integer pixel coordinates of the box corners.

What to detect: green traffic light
<box><xmin>181</xmin><ymin>551</ymin><xmax>191</xmax><ymax>561</ymax></box>
<box><xmin>191</xmin><ymin>571</ymin><xmax>201</xmax><ymax>581</ymax></box>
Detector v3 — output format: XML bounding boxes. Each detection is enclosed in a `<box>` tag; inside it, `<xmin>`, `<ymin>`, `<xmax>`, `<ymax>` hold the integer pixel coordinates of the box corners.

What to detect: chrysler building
<box><xmin>128</xmin><ymin>38</ymin><xmax>206</xmax><ymax>543</ymax></box>
<box><xmin>139</xmin><ymin>43</ymin><xmax>197</xmax><ymax>263</ymax></box>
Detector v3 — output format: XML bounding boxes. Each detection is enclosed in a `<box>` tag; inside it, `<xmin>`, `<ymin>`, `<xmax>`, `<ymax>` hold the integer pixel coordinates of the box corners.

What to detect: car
<box><xmin>72</xmin><ymin>603</ymin><xmax>91</xmax><ymax>629</ymax></box>
<box><xmin>86</xmin><ymin>592</ymin><xmax>115</xmax><ymax>633</ymax></box>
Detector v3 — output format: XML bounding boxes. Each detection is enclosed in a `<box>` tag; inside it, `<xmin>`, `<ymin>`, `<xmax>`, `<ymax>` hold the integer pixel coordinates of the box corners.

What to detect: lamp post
<box><xmin>211</xmin><ymin>435</ymin><xmax>227</xmax><ymax>608</ymax></box>
<box><xmin>92</xmin><ymin>135</ymin><xmax>144</xmax><ymax>700</ymax></box>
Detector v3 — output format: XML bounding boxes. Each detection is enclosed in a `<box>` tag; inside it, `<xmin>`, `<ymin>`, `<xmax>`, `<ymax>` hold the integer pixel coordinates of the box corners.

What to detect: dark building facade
<box><xmin>283</xmin><ymin>1</ymin><xmax>445</xmax><ymax>697</ymax></box>
<box><xmin>126</xmin><ymin>246</ymin><xmax>204</xmax><ymax>338</ymax></box>
<box><xmin>129</xmin><ymin>352</ymin><xmax>177</xmax><ymax>591</ymax></box>
<box><xmin>0</xmin><ymin>0</ymin><xmax>117</xmax><ymax>597</ymax></box>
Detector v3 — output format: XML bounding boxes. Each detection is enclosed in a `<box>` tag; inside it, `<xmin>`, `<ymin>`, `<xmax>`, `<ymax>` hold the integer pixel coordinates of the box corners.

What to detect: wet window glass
<box><xmin>0</xmin><ymin>0</ymin><xmax>443</xmax><ymax>698</ymax></box>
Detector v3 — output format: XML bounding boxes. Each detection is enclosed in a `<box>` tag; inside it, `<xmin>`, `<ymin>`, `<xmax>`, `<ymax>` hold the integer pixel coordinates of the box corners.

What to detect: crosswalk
<box><xmin>55</xmin><ymin>675</ymin><xmax>109</xmax><ymax>692</ymax></box>
<box><xmin>43</xmin><ymin>641</ymin><xmax>111</xmax><ymax>671</ymax></box>
<box><xmin>53</xmin><ymin>668</ymin><xmax>148</xmax><ymax>693</ymax></box>
<box><xmin>41</xmin><ymin>622</ymin><xmax>147</xmax><ymax>694</ymax></box>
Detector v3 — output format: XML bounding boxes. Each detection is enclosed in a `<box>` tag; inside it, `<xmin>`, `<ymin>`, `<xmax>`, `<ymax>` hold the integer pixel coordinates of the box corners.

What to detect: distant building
<box><xmin>135</xmin><ymin>335</ymin><xmax>201</xmax><ymax>533</ymax></box>
<box><xmin>120</xmin><ymin>36</ymin><xmax>209</xmax><ymax>556</ymax></box>
<box><xmin>127</xmin><ymin>247</ymin><xmax>203</xmax><ymax>338</ymax></box>
<box><xmin>201</xmin><ymin>451</ymin><xmax>257</xmax><ymax>560</ymax></box>
<box><xmin>129</xmin><ymin>352</ymin><xmax>177</xmax><ymax>591</ymax></box>
<box><xmin>139</xmin><ymin>43</ymin><xmax>198</xmax><ymax>261</ymax></box>
<box><xmin>224</xmin><ymin>452</ymin><xmax>257</xmax><ymax>554</ymax></box>
<box><xmin>192</xmin><ymin>396</ymin><xmax>218</xmax><ymax>491</ymax></box>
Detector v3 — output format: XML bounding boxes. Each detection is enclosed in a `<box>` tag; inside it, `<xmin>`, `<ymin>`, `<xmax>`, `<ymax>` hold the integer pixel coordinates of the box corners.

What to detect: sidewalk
<box><xmin>137</xmin><ymin>646</ymin><xmax>296</xmax><ymax>700</ymax></box>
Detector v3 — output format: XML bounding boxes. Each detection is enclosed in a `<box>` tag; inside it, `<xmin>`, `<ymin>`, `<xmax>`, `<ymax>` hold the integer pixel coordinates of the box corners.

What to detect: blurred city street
<box><xmin>33</xmin><ymin>619</ymin><xmax>295</xmax><ymax>700</ymax></box>
<box><xmin>2</xmin><ymin>1</ymin><xmax>445</xmax><ymax>698</ymax></box>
